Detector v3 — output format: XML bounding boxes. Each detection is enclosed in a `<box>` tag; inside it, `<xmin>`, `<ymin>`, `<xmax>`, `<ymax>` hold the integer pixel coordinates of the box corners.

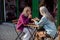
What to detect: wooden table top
<box><xmin>25</xmin><ymin>23</ymin><xmax>39</xmax><ymax>28</ymax></box>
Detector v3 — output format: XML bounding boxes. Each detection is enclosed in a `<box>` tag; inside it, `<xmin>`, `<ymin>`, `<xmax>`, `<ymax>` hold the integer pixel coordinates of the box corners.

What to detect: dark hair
<box><xmin>39</xmin><ymin>0</ymin><xmax>45</xmax><ymax>7</ymax></box>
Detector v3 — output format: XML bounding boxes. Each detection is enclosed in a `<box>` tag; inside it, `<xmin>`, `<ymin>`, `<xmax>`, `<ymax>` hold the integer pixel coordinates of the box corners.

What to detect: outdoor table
<box><xmin>26</xmin><ymin>24</ymin><xmax>46</xmax><ymax>40</ymax></box>
<box><xmin>23</xmin><ymin>23</ymin><xmax>39</xmax><ymax>40</ymax></box>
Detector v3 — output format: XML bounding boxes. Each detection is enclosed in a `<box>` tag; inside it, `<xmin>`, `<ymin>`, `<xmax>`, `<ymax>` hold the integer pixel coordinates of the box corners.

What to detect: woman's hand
<box><xmin>28</xmin><ymin>15</ymin><xmax>32</xmax><ymax>18</ymax></box>
<box><xmin>31</xmin><ymin>19</ymin><xmax>36</xmax><ymax>22</ymax></box>
<box><xmin>34</xmin><ymin>17</ymin><xmax>39</xmax><ymax>21</ymax></box>
<box><xmin>31</xmin><ymin>17</ymin><xmax>39</xmax><ymax>21</ymax></box>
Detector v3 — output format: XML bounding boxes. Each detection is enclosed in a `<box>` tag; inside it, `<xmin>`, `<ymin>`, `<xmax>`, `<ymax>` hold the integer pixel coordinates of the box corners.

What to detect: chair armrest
<box><xmin>12</xmin><ymin>19</ymin><xmax>18</xmax><ymax>24</ymax></box>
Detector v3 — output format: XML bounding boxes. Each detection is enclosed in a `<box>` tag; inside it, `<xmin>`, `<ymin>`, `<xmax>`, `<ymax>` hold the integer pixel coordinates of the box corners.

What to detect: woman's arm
<box><xmin>32</xmin><ymin>17</ymin><xmax>47</xmax><ymax>26</ymax></box>
<box><xmin>22</xmin><ymin>15</ymin><xmax>31</xmax><ymax>25</ymax></box>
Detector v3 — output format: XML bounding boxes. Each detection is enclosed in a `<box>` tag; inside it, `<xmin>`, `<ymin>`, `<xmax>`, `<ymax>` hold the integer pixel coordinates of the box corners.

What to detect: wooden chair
<box><xmin>34</xmin><ymin>28</ymin><xmax>55</xmax><ymax>40</ymax></box>
<box><xmin>58</xmin><ymin>26</ymin><xmax>60</xmax><ymax>40</ymax></box>
<box><xmin>34</xmin><ymin>31</ymin><xmax>46</xmax><ymax>40</ymax></box>
<box><xmin>12</xmin><ymin>19</ymin><xmax>24</xmax><ymax>40</ymax></box>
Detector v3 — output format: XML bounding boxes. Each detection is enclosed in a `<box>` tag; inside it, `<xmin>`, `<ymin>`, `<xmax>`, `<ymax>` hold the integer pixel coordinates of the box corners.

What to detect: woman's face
<box><xmin>39</xmin><ymin>7</ymin><xmax>46</xmax><ymax>16</ymax></box>
<box><xmin>26</xmin><ymin>8</ymin><xmax>31</xmax><ymax>15</ymax></box>
<box><xmin>40</xmin><ymin>9</ymin><xmax>44</xmax><ymax>16</ymax></box>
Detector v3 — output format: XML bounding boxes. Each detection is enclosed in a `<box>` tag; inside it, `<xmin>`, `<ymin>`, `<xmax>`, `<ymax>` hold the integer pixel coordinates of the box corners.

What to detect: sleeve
<box><xmin>22</xmin><ymin>15</ymin><xmax>30</xmax><ymax>25</ymax></box>
<box><xmin>34</xmin><ymin>17</ymin><xmax>47</xmax><ymax>26</ymax></box>
<box><xmin>16</xmin><ymin>15</ymin><xmax>29</xmax><ymax>28</ymax></box>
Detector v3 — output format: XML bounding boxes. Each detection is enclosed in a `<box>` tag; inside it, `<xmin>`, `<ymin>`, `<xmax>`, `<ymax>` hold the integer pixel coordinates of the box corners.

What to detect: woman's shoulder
<box><xmin>42</xmin><ymin>16</ymin><xmax>47</xmax><ymax>20</ymax></box>
<box><xmin>41</xmin><ymin>16</ymin><xmax>48</xmax><ymax>22</ymax></box>
<box><xmin>19</xmin><ymin>13</ymin><xmax>25</xmax><ymax>17</ymax></box>
<box><xmin>20</xmin><ymin>13</ymin><xmax>24</xmax><ymax>16</ymax></box>
<box><xmin>40</xmin><ymin>6</ymin><xmax>46</xmax><ymax>9</ymax></box>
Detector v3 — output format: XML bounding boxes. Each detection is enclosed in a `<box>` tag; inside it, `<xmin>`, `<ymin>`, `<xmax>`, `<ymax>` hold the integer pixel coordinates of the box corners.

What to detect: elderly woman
<box><xmin>32</xmin><ymin>6</ymin><xmax>57</xmax><ymax>40</ymax></box>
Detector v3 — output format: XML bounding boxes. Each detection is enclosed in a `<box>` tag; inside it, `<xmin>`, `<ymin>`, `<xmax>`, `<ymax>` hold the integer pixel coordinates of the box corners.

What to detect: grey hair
<box><xmin>40</xmin><ymin>6</ymin><xmax>55</xmax><ymax>22</ymax></box>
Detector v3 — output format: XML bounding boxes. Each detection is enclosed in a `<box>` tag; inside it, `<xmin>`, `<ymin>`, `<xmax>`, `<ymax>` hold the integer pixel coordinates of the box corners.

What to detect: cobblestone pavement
<box><xmin>0</xmin><ymin>22</ymin><xmax>19</xmax><ymax>40</ymax></box>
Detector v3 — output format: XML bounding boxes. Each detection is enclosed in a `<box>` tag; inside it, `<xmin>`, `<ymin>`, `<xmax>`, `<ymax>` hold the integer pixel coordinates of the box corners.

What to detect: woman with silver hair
<box><xmin>32</xmin><ymin>6</ymin><xmax>57</xmax><ymax>40</ymax></box>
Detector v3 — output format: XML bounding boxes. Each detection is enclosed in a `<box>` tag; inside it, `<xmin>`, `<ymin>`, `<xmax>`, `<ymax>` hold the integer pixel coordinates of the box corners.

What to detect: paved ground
<box><xmin>0</xmin><ymin>22</ymin><xmax>19</xmax><ymax>40</ymax></box>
